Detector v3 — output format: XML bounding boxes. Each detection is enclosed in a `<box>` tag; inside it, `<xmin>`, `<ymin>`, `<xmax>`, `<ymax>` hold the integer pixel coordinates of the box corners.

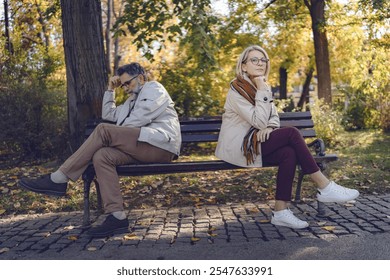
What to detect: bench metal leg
<box><xmin>316</xmin><ymin>162</ymin><xmax>328</xmax><ymax>217</ymax></box>
<box><xmin>317</xmin><ymin>201</ymin><xmax>327</xmax><ymax>217</ymax></box>
<box><xmin>294</xmin><ymin>169</ymin><xmax>304</xmax><ymax>203</ymax></box>
<box><xmin>94</xmin><ymin>179</ymin><xmax>103</xmax><ymax>213</ymax></box>
<box><xmin>82</xmin><ymin>165</ymin><xmax>95</xmax><ymax>227</ymax></box>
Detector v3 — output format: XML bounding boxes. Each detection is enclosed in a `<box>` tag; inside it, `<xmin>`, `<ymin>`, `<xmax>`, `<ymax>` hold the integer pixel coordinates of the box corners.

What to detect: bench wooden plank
<box><xmin>114</xmin><ymin>154</ymin><xmax>338</xmax><ymax>176</ymax></box>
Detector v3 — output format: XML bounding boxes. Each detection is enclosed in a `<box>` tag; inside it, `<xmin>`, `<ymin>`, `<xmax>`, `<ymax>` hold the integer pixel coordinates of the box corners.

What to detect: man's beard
<box><xmin>126</xmin><ymin>82</ymin><xmax>143</xmax><ymax>95</ymax></box>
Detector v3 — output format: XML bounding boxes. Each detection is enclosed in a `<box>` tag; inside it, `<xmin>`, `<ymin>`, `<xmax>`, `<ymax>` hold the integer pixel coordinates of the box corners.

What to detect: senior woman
<box><xmin>215</xmin><ymin>45</ymin><xmax>359</xmax><ymax>229</ymax></box>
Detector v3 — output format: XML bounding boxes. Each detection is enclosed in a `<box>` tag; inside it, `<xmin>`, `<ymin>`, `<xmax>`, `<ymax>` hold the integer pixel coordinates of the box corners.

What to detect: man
<box><xmin>19</xmin><ymin>63</ymin><xmax>182</xmax><ymax>237</ymax></box>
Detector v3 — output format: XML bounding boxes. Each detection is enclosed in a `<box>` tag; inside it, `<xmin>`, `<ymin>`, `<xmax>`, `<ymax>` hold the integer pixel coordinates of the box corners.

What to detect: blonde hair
<box><xmin>235</xmin><ymin>45</ymin><xmax>270</xmax><ymax>79</ymax></box>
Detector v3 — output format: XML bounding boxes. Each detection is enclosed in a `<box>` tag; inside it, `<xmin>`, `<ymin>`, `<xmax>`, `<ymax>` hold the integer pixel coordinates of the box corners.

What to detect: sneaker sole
<box><xmin>18</xmin><ymin>180</ymin><xmax>66</xmax><ymax>197</ymax></box>
<box><xmin>271</xmin><ymin>220</ymin><xmax>309</xmax><ymax>229</ymax></box>
<box><xmin>317</xmin><ymin>192</ymin><xmax>359</xmax><ymax>203</ymax></box>
<box><xmin>87</xmin><ymin>227</ymin><xmax>129</xmax><ymax>238</ymax></box>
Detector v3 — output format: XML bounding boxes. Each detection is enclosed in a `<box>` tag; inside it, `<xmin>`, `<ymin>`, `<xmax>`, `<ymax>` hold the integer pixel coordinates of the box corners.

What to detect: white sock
<box><xmin>50</xmin><ymin>170</ymin><xmax>69</xmax><ymax>184</ymax></box>
<box><xmin>112</xmin><ymin>211</ymin><xmax>126</xmax><ymax>220</ymax></box>
<box><xmin>319</xmin><ymin>181</ymin><xmax>332</xmax><ymax>193</ymax></box>
<box><xmin>273</xmin><ymin>208</ymin><xmax>288</xmax><ymax>217</ymax></box>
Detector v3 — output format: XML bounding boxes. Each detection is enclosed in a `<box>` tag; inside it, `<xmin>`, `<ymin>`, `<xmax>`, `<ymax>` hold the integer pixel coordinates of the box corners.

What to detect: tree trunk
<box><xmin>105</xmin><ymin>0</ymin><xmax>112</xmax><ymax>75</ymax></box>
<box><xmin>279</xmin><ymin>67</ymin><xmax>288</xmax><ymax>99</ymax></box>
<box><xmin>298</xmin><ymin>67</ymin><xmax>314</xmax><ymax>110</ymax></box>
<box><xmin>4</xmin><ymin>0</ymin><xmax>13</xmax><ymax>55</ymax></box>
<box><xmin>304</xmin><ymin>0</ymin><xmax>332</xmax><ymax>104</ymax></box>
<box><xmin>60</xmin><ymin>0</ymin><xmax>107</xmax><ymax>151</ymax></box>
<box><xmin>112</xmin><ymin>0</ymin><xmax>125</xmax><ymax>74</ymax></box>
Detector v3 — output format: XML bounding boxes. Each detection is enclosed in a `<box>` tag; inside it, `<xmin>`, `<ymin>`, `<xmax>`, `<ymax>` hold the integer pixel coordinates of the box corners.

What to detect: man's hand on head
<box><xmin>108</xmin><ymin>76</ymin><xmax>121</xmax><ymax>91</ymax></box>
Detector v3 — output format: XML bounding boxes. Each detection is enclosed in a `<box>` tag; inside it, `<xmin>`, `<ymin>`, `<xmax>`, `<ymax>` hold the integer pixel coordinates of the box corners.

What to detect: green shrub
<box><xmin>310</xmin><ymin>97</ymin><xmax>344</xmax><ymax>147</ymax></box>
<box><xmin>0</xmin><ymin>81</ymin><xmax>68</xmax><ymax>160</ymax></box>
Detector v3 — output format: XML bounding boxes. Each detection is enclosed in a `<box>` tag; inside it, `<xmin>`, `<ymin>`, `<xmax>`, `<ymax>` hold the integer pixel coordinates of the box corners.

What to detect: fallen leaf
<box><xmin>258</xmin><ymin>219</ymin><xmax>270</xmax><ymax>223</ymax></box>
<box><xmin>0</xmin><ymin>248</ymin><xmax>10</xmax><ymax>254</ymax></box>
<box><xmin>249</xmin><ymin>207</ymin><xmax>260</xmax><ymax>213</ymax></box>
<box><xmin>123</xmin><ymin>233</ymin><xmax>139</xmax><ymax>240</ymax></box>
<box><xmin>87</xmin><ymin>246</ymin><xmax>97</xmax><ymax>251</ymax></box>
<box><xmin>191</xmin><ymin>237</ymin><xmax>200</xmax><ymax>242</ymax></box>
<box><xmin>317</xmin><ymin>221</ymin><xmax>327</xmax><ymax>226</ymax></box>
<box><xmin>344</xmin><ymin>203</ymin><xmax>355</xmax><ymax>207</ymax></box>
<box><xmin>322</xmin><ymin>226</ymin><xmax>336</xmax><ymax>231</ymax></box>
<box><xmin>67</xmin><ymin>235</ymin><xmax>78</xmax><ymax>241</ymax></box>
<box><xmin>0</xmin><ymin>209</ymin><xmax>6</xmax><ymax>215</ymax></box>
<box><xmin>64</xmin><ymin>225</ymin><xmax>74</xmax><ymax>230</ymax></box>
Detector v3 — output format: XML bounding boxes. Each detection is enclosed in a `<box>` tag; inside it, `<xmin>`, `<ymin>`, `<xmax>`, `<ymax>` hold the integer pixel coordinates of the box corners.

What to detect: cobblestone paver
<box><xmin>1</xmin><ymin>194</ymin><xmax>390</xmax><ymax>259</ymax></box>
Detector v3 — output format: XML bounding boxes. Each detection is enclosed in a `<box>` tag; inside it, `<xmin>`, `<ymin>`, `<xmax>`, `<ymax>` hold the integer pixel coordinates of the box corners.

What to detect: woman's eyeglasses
<box><xmin>246</xmin><ymin>57</ymin><xmax>269</xmax><ymax>66</ymax></box>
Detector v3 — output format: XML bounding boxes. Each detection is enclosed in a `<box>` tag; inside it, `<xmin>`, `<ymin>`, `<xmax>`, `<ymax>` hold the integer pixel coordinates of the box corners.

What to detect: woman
<box><xmin>215</xmin><ymin>45</ymin><xmax>359</xmax><ymax>229</ymax></box>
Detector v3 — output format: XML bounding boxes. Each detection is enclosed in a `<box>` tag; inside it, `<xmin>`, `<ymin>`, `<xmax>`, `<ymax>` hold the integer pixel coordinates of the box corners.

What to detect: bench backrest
<box><xmin>85</xmin><ymin>111</ymin><xmax>316</xmax><ymax>143</ymax></box>
<box><xmin>180</xmin><ymin>111</ymin><xmax>316</xmax><ymax>143</ymax></box>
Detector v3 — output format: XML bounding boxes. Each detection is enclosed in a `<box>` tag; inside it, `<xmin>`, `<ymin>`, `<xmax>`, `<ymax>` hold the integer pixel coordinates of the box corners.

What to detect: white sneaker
<box><xmin>271</xmin><ymin>208</ymin><xmax>309</xmax><ymax>229</ymax></box>
<box><xmin>317</xmin><ymin>181</ymin><xmax>359</xmax><ymax>203</ymax></box>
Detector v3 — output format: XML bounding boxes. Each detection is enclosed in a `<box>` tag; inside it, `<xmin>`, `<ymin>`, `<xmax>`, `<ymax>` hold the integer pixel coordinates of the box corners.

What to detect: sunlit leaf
<box><xmin>322</xmin><ymin>226</ymin><xmax>336</xmax><ymax>231</ymax></box>
<box><xmin>67</xmin><ymin>235</ymin><xmax>78</xmax><ymax>241</ymax></box>
<box><xmin>191</xmin><ymin>237</ymin><xmax>200</xmax><ymax>242</ymax></box>
<box><xmin>123</xmin><ymin>233</ymin><xmax>139</xmax><ymax>240</ymax></box>
<box><xmin>0</xmin><ymin>248</ymin><xmax>10</xmax><ymax>254</ymax></box>
<box><xmin>259</xmin><ymin>219</ymin><xmax>270</xmax><ymax>223</ymax></box>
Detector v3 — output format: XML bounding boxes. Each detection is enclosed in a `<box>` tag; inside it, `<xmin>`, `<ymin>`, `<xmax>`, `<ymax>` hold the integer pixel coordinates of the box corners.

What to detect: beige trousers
<box><xmin>59</xmin><ymin>123</ymin><xmax>174</xmax><ymax>213</ymax></box>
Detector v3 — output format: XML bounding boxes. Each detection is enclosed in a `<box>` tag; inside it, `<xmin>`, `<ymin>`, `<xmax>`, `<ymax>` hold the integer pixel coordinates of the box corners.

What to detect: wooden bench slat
<box><xmin>180</xmin><ymin>119</ymin><xmax>314</xmax><ymax>133</ymax></box>
<box><xmin>181</xmin><ymin>129</ymin><xmax>317</xmax><ymax>143</ymax></box>
<box><xmin>115</xmin><ymin>154</ymin><xmax>338</xmax><ymax>176</ymax></box>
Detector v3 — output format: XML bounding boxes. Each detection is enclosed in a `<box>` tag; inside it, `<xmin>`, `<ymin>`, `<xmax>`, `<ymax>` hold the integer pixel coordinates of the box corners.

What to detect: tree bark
<box><xmin>112</xmin><ymin>0</ymin><xmax>125</xmax><ymax>74</ymax></box>
<box><xmin>60</xmin><ymin>0</ymin><xmax>107</xmax><ymax>151</ymax></box>
<box><xmin>298</xmin><ymin>66</ymin><xmax>314</xmax><ymax>110</ymax></box>
<box><xmin>4</xmin><ymin>0</ymin><xmax>13</xmax><ymax>55</ymax></box>
<box><xmin>105</xmin><ymin>0</ymin><xmax>112</xmax><ymax>75</ymax></box>
<box><xmin>279</xmin><ymin>67</ymin><xmax>288</xmax><ymax>99</ymax></box>
<box><xmin>304</xmin><ymin>0</ymin><xmax>332</xmax><ymax>104</ymax></box>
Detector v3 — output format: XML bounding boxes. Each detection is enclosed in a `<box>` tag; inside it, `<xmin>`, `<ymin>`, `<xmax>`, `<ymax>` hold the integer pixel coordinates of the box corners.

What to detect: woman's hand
<box><xmin>252</xmin><ymin>76</ymin><xmax>269</xmax><ymax>91</ymax></box>
<box><xmin>256</xmin><ymin>127</ymin><xmax>273</xmax><ymax>142</ymax></box>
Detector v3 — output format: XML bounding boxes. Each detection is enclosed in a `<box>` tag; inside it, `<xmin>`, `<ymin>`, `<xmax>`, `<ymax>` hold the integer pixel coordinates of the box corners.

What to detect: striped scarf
<box><xmin>231</xmin><ymin>75</ymin><xmax>259</xmax><ymax>165</ymax></box>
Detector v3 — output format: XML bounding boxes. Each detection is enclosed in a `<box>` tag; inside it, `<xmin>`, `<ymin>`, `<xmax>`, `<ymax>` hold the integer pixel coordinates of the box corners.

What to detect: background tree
<box><xmin>303</xmin><ymin>0</ymin><xmax>332</xmax><ymax>104</ymax></box>
<box><xmin>60</xmin><ymin>0</ymin><xmax>108</xmax><ymax>150</ymax></box>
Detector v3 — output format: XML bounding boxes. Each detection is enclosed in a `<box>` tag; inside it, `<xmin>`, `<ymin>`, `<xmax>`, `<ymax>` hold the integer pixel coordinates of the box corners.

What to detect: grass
<box><xmin>0</xmin><ymin>129</ymin><xmax>389</xmax><ymax>216</ymax></box>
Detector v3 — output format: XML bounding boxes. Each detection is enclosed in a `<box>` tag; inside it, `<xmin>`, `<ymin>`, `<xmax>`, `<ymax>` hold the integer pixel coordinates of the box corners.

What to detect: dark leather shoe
<box><xmin>18</xmin><ymin>174</ymin><xmax>67</xmax><ymax>197</ymax></box>
<box><xmin>87</xmin><ymin>214</ymin><xmax>129</xmax><ymax>238</ymax></box>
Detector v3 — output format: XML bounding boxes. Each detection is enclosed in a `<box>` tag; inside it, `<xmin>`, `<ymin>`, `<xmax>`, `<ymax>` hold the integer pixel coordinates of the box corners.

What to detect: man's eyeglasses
<box><xmin>245</xmin><ymin>57</ymin><xmax>269</xmax><ymax>66</ymax></box>
<box><xmin>121</xmin><ymin>75</ymin><xmax>139</xmax><ymax>88</ymax></box>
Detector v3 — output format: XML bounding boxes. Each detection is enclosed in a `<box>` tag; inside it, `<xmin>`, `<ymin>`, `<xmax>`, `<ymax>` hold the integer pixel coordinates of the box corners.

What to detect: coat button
<box><xmin>263</xmin><ymin>97</ymin><xmax>268</xmax><ymax>102</ymax></box>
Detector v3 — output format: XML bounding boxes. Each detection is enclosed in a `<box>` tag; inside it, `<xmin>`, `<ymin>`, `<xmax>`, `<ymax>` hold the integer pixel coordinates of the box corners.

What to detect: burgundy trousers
<box><xmin>261</xmin><ymin>127</ymin><xmax>320</xmax><ymax>201</ymax></box>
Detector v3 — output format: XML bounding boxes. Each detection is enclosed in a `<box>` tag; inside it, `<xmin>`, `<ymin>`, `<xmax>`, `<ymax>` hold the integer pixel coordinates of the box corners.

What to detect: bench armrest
<box><xmin>307</xmin><ymin>138</ymin><xmax>326</xmax><ymax>156</ymax></box>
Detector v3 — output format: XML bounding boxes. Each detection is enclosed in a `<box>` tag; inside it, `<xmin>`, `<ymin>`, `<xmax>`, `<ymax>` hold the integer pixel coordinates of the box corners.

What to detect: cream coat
<box><xmin>102</xmin><ymin>81</ymin><xmax>181</xmax><ymax>156</ymax></box>
<box><xmin>215</xmin><ymin>76</ymin><xmax>280</xmax><ymax>167</ymax></box>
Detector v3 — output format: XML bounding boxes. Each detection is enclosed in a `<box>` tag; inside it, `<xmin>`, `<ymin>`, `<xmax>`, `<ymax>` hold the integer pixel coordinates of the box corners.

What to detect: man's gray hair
<box><xmin>117</xmin><ymin>63</ymin><xmax>147</xmax><ymax>80</ymax></box>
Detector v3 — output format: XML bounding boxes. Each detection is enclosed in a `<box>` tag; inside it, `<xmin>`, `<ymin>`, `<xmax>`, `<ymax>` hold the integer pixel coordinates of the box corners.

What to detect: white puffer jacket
<box><xmin>102</xmin><ymin>81</ymin><xmax>181</xmax><ymax>156</ymax></box>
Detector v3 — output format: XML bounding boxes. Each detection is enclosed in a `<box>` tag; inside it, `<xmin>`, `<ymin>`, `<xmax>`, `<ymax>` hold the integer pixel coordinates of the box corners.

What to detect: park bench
<box><xmin>81</xmin><ymin>111</ymin><xmax>338</xmax><ymax>226</ymax></box>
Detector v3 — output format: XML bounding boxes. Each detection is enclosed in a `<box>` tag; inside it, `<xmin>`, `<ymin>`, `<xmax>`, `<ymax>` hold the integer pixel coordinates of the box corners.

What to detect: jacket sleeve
<box><xmin>101</xmin><ymin>90</ymin><xmax>125</xmax><ymax>122</ymax></box>
<box><xmin>228</xmin><ymin>88</ymin><xmax>278</xmax><ymax>130</ymax></box>
<box><xmin>122</xmin><ymin>82</ymin><xmax>170</xmax><ymax>127</ymax></box>
<box><xmin>267</xmin><ymin>104</ymin><xmax>280</xmax><ymax>129</ymax></box>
